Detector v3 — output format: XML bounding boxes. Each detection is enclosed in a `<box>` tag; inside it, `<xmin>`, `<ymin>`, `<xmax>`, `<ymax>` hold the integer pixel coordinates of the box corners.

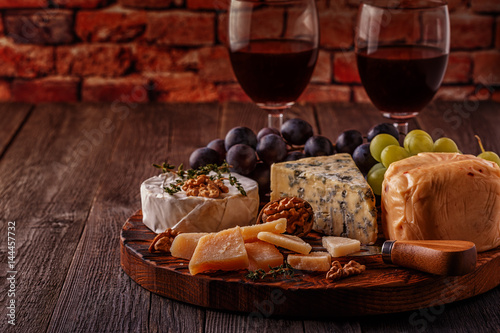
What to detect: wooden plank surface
<box><xmin>0</xmin><ymin>103</ymin><xmax>32</xmax><ymax>155</ymax></box>
<box><xmin>0</xmin><ymin>102</ymin><xmax>499</xmax><ymax>333</ymax></box>
<box><xmin>0</xmin><ymin>103</ymin><xmax>123</xmax><ymax>333</ymax></box>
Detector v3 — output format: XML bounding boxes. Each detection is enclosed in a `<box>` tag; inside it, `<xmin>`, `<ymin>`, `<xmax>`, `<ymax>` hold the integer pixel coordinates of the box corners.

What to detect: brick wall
<box><xmin>0</xmin><ymin>0</ymin><xmax>499</xmax><ymax>103</ymax></box>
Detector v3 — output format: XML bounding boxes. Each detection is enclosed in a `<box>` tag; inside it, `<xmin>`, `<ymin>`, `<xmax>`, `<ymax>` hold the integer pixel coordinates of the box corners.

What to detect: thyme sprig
<box><xmin>246</xmin><ymin>262</ymin><xmax>295</xmax><ymax>281</ymax></box>
<box><xmin>153</xmin><ymin>161</ymin><xmax>247</xmax><ymax>196</ymax></box>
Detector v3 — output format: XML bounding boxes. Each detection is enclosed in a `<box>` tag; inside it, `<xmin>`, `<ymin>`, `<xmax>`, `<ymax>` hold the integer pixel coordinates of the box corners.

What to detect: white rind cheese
<box><xmin>141</xmin><ymin>172</ymin><xmax>259</xmax><ymax>234</ymax></box>
<box><xmin>270</xmin><ymin>154</ymin><xmax>377</xmax><ymax>244</ymax></box>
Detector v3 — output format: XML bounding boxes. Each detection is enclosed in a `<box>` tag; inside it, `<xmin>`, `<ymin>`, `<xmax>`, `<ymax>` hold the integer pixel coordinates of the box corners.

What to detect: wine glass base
<box><xmin>257</xmin><ymin>102</ymin><xmax>294</xmax><ymax>129</ymax></box>
<box><xmin>381</xmin><ymin>111</ymin><xmax>419</xmax><ymax>136</ymax></box>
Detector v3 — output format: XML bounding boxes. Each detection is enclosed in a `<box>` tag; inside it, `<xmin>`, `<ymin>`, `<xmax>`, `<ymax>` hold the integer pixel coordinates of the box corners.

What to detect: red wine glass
<box><xmin>228</xmin><ymin>0</ymin><xmax>319</xmax><ymax>129</ymax></box>
<box><xmin>355</xmin><ymin>0</ymin><xmax>450</xmax><ymax>135</ymax></box>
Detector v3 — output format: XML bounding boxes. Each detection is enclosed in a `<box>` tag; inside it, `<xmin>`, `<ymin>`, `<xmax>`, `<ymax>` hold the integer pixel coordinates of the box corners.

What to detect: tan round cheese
<box><xmin>382</xmin><ymin>153</ymin><xmax>500</xmax><ymax>252</ymax></box>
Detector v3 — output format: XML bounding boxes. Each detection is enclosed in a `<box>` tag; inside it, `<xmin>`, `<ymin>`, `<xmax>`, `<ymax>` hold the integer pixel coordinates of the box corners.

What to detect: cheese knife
<box><xmin>347</xmin><ymin>239</ymin><xmax>477</xmax><ymax>276</ymax></box>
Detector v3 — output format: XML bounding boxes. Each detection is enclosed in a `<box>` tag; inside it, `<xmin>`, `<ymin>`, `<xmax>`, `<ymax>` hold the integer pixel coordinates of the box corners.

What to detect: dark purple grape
<box><xmin>226</xmin><ymin>144</ymin><xmax>257</xmax><ymax>175</ymax></box>
<box><xmin>352</xmin><ymin>143</ymin><xmax>377</xmax><ymax>175</ymax></box>
<box><xmin>284</xmin><ymin>151</ymin><xmax>306</xmax><ymax>161</ymax></box>
<box><xmin>304</xmin><ymin>136</ymin><xmax>334</xmax><ymax>157</ymax></box>
<box><xmin>281</xmin><ymin>118</ymin><xmax>313</xmax><ymax>145</ymax></box>
<box><xmin>336</xmin><ymin>130</ymin><xmax>363</xmax><ymax>155</ymax></box>
<box><xmin>248</xmin><ymin>162</ymin><xmax>271</xmax><ymax>199</ymax></box>
<box><xmin>206</xmin><ymin>138</ymin><xmax>226</xmax><ymax>164</ymax></box>
<box><xmin>367</xmin><ymin>123</ymin><xmax>400</xmax><ymax>142</ymax></box>
<box><xmin>189</xmin><ymin>147</ymin><xmax>220</xmax><ymax>169</ymax></box>
<box><xmin>257</xmin><ymin>127</ymin><xmax>281</xmax><ymax>141</ymax></box>
<box><xmin>256</xmin><ymin>134</ymin><xmax>287</xmax><ymax>165</ymax></box>
<box><xmin>224</xmin><ymin>127</ymin><xmax>258</xmax><ymax>151</ymax></box>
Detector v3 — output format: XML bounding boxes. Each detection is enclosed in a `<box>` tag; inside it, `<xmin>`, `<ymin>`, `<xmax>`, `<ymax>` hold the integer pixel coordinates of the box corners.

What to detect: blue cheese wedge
<box><xmin>270</xmin><ymin>154</ymin><xmax>377</xmax><ymax>244</ymax></box>
<box><xmin>141</xmin><ymin>172</ymin><xmax>259</xmax><ymax>234</ymax></box>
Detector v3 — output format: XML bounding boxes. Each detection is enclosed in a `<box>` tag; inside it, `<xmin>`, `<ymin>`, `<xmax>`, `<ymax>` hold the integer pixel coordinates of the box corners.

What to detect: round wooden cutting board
<box><xmin>120</xmin><ymin>211</ymin><xmax>500</xmax><ymax>318</ymax></box>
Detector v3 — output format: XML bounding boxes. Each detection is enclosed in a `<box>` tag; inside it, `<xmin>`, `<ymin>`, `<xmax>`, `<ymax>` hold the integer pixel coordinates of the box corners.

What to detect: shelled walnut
<box><xmin>181</xmin><ymin>174</ymin><xmax>229</xmax><ymax>198</ymax></box>
<box><xmin>149</xmin><ymin>228</ymin><xmax>180</xmax><ymax>253</ymax></box>
<box><xmin>326</xmin><ymin>260</ymin><xmax>366</xmax><ymax>281</ymax></box>
<box><xmin>257</xmin><ymin>197</ymin><xmax>314</xmax><ymax>237</ymax></box>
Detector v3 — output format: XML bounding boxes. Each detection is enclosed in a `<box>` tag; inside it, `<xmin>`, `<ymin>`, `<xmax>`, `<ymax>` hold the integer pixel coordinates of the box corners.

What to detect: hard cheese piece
<box><xmin>245</xmin><ymin>241</ymin><xmax>284</xmax><ymax>272</ymax></box>
<box><xmin>270</xmin><ymin>154</ymin><xmax>377</xmax><ymax>244</ymax></box>
<box><xmin>240</xmin><ymin>218</ymin><xmax>287</xmax><ymax>242</ymax></box>
<box><xmin>322</xmin><ymin>236</ymin><xmax>361</xmax><ymax>257</ymax></box>
<box><xmin>257</xmin><ymin>231</ymin><xmax>312</xmax><ymax>254</ymax></box>
<box><xmin>189</xmin><ymin>226</ymin><xmax>249</xmax><ymax>275</ymax></box>
<box><xmin>287</xmin><ymin>252</ymin><xmax>332</xmax><ymax>271</ymax></box>
<box><xmin>141</xmin><ymin>172</ymin><xmax>259</xmax><ymax>234</ymax></box>
<box><xmin>382</xmin><ymin>153</ymin><xmax>500</xmax><ymax>252</ymax></box>
<box><xmin>170</xmin><ymin>233</ymin><xmax>208</xmax><ymax>260</ymax></box>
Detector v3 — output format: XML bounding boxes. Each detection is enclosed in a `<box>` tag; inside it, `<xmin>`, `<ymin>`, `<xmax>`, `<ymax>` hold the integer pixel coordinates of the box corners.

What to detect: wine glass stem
<box><xmin>268</xmin><ymin>112</ymin><xmax>284</xmax><ymax>130</ymax></box>
<box><xmin>394</xmin><ymin>121</ymin><xmax>409</xmax><ymax>137</ymax></box>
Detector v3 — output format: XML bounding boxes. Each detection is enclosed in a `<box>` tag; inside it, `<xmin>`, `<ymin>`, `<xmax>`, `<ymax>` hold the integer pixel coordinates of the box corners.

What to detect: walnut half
<box><xmin>326</xmin><ymin>260</ymin><xmax>366</xmax><ymax>281</ymax></box>
<box><xmin>148</xmin><ymin>228</ymin><xmax>180</xmax><ymax>253</ymax></box>
<box><xmin>258</xmin><ymin>197</ymin><xmax>314</xmax><ymax>237</ymax></box>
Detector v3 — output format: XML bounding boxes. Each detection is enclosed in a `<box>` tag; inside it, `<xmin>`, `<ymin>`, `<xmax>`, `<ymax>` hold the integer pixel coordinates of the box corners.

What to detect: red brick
<box><xmin>298</xmin><ymin>84</ymin><xmax>351</xmax><ymax>102</ymax></box>
<box><xmin>134</xmin><ymin>44</ymin><xmax>174</xmax><ymax>72</ymax></box>
<box><xmin>57</xmin><ymin>44</ymin><xmax>133</xmax><ymax>77</ymax></box>
<box><xmin>53</xmin><ymin>0</ymin><xmax>109</xmax><ymax>8</ymax></box>
<box><xmin>12</xmin><ymin>76</ymin><xmax>79</xmax><ymax>102</ymax></box>
<box><xmin>146</xmin><ymin>11</ymin><xmax>215</xmax><ymax>46</ymax></box>
<box><xmin>443</xmin><ymin>52</ymin><xmax>472</xmax><ymax>83</ymax></box>
<box><xmin>149</xmin><ymin>72</ymin><xmax>218</xmax><ymax>102</ymax></box>
<box><xmin>0</xmin><ymin>0</ymin><xmax>47</xmax><ymax>9</ymax></box>
<box><xmin>187</xmin><ymin>0</ymin><xmax>229</xmax><ymax>10</ymax></box>
<box><xmin>311</xmin><ymin>50</ymin><xmax>331</xmax><ymax>84</ymax></box>
<box><xmin>450</xmin><ymin>13</ymin><xmax>493</xmax><ymax>49</ymax></box>
<box><xmin>75</xmin><ymin>6</ymin><xmax>146</xmax><ymax>42</ymax></box>
<box><xmin>0</xmin><ymin>79</ymin><xmax>11</xmax><ymax>101</ymax></box>
<box><xmin>492</xmin><ymin>90</ymin><xmax>500</xmax><ymax>102</ymax></box>
<box><xmin>217</xmin><ymin>13</ymin><xmax>229</xmax><ymax>45</ymax></box>
<box><xmin>196</xmin><ymin>46</ymin><xmax>234</xmax><ymax>82</ymax></box>
<box><xmin>473</xmin><ymin>50</ymin><xmax>500</xmax><ymax>85</ymax></box>
<box><xmin>320</xmin><ymin>11</ymin><xmax>355</xmax><ymax>49</ymax></box>
<box><xmin>119</xmin><ymin>0</ymin><xmax>175</xmax><ymax>9</ymax></box>
<box><xmin>216</xmin><ymin>83</ymin><xmax>252</xmax><ymax>102</ymax></box>
<box><xmin>434</xmin><ymin>86</ymin><xmax>476</xmax><ymax>101</ymax></box>
<box><xmin>4</xmin><ymin>9</ymin><xmax>74</xmax><ymax>44</ymax></box>
<box><xmin>0</xmin><ymin>15</ymin><xmax>3</xmax><ymax>36</ymax></box>
<box><xmin>353</xmin><ymin>86</ymin><xmax>370</xmax><ymax>104</ymax></box>
<box><xmin>471</xmin><ymin>0</ymin><xmax>500</xmax><ymax>13</ymax></box>
<box><xmin>496</xmin><ymin>17</ymin><xmax>500</xmax><ymax>49</ymax></box>
<box><xmin>82</xmin><ymin>75</ymin><xmax>150</xmax><ymax>102</ymax></box>
<box><xmin>446</xmin><ymin>0</ymin><xmax>468</xmax><ymax>11</ymax></box>
<box><xmin>333</xmin><ymin>51</ymin><xmax>360</xmax><ymax>84</ymax></box>
<box><xmin>0</xmin><ymin>37</ymin><xmax>53</xmax><ymax>78</ymax></box>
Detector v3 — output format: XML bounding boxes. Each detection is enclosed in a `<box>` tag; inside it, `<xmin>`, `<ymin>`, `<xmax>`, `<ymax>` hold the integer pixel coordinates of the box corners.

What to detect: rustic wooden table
<box><xmin>1</xmin><ymin>101</ymin><xmax>499</xmax><ymax>332</ymax></box>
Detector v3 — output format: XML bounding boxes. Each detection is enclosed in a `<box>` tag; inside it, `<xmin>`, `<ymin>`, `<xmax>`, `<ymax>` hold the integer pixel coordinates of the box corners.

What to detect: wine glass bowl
<box><xmin>228</xmin><ymin>0</ymin><xmax>319</xmax><ymax>129</ymax></box>
<box><xmin>355</xmin><ymin>0</ymin><xmax>450</xmax><ymax>135</ymax></box>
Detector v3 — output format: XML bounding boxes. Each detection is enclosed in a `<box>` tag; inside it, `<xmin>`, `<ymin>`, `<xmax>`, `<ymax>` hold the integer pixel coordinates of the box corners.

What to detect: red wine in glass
<box><xmin>357</xmin><ymin>45</ymin><xmax>449</xmax><ymax>115</ymax></box>
<box><xmin>230</xmin><ymin>39</ymin><xmax>318</xmax><ymax>105</ymax></box>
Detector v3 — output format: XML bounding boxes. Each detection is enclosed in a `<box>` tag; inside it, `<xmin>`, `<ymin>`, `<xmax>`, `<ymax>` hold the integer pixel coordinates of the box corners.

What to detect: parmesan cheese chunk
<box><xmin>245</xmin><ymin>241</ymin><xmax>284</xmax><ymax>272</ymax></box>
<box><xmin>240</xmin><ymin>218</ymin><xmax>287</xmax><ymax>242</ymax></box>
<box><xmin>287</xmin><ymin>252</ymin><xmax>332</xmax><ymax>271</ymax></box>
<box><xmin>322</xmin><ymin>236</ymin><xmax>361</xmax><ymax>257</ymax></box>
<box><xmin>170</xmin><ymin>233</ymin><xmax>208</xmax><ymax>260</ymax></box>
<box><xmin>257</xmin><ymin>232</ymin><xmax>312</xmax><ymax>255</ymax></box>
<box><xmin>189</xmin><ymin>227</ymin><xmax>249</xmax><ymax>275</ymax></box>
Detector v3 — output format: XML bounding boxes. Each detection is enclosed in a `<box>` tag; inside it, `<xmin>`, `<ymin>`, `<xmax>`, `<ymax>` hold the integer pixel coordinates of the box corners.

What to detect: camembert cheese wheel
<box><xmin>382</xmin><ymin>153</ymin><xmax>500</xmax><ymax>252</ymax></box>
<box><xmin>141</xmin><ymin>172</ymin><xmax>259</xmax><ymax>234</ymax></box>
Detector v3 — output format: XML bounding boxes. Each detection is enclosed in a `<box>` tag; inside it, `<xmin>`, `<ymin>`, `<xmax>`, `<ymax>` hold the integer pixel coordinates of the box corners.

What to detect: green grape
<box><xmin>476</xmin><ymin>135</ymin><xmax>500</xmax><ymax>167</ymax></box>
<box><xmin>367</xmin><ymin>167</ymin><xmax>387</xmax><ymax>196</ymax></box>
<box><xmin>433</xmin><ymin>137</ymin><xmax>459</xmax><ymax>153</ymax></box>
<box><xmin>367</xmin><ymin>162</ymin><xmax>385</xmax><ymax>178</ymax></box>
<box><xmin>478</xmin><ymin>151</ymin><xmax>500</xmax><ymax>167</ymax></box>
<box><xmin>404</xmin><ymin>129</ymin><xmax>432</xmax><ymax>143</ymax></box>
<box><xmin>370</xmin><ymin>134</ymin><xmax>400</xmax><ymax>162</ymax></box>
<box><xmin>404</xmin><ymin>134</ymin><xmax>434</xmax><ymax>155</ymax></box>
<box><xmin>381</xmin><ymin>145</ymin><xmax>410</xmax><ymax>168</ymax></box>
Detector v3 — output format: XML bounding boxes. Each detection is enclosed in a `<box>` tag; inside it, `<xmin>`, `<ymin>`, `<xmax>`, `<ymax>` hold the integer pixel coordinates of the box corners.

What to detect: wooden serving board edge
<box><xmin>120</xmin><ymin>211</ymin><xmax>500</xmax><ymax>318</ymax></box>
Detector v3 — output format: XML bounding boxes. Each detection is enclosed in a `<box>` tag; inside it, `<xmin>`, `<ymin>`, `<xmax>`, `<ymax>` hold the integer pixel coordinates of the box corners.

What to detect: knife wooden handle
<box><xmin>382</xmin><ymin>240</ymin><xmax>477</xmax><ymax>276</ymax></box>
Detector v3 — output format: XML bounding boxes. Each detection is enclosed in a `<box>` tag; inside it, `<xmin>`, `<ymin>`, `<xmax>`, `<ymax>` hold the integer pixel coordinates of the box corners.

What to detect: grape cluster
<box><xmin>189</xmin><ymin>119</ymin><xmax>334</xmax><ymax>198</ymax></box>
